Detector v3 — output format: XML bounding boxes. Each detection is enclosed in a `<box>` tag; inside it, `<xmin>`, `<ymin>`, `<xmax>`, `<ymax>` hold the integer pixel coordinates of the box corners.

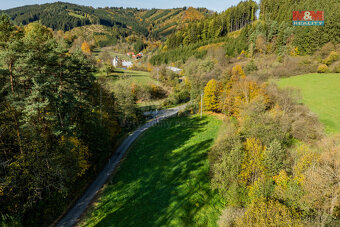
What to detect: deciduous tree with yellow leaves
<box><xmin>81</xmin><ymin>41</ymin><xmax>91</xmax><ymax>55</ymax></box>
<box><xmin>222</xmin><ymin>65</ymin><xmax>267</xmax><ymax>117</ymax></box>
<box><xmin>239</xmin><ymin>138</ymin><xmax>266</xmax><ymax>186</ymax></box>
<box><xmin>203</xmin><ymin>79</ymin><xmax>223</xmax><ymax>112</ymax></box>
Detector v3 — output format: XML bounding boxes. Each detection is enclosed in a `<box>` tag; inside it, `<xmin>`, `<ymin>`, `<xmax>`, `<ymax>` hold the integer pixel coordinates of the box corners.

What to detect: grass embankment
<box><xmin>82</xmin><ymin>115</ymin><xmax>224</xmax><ymax>227</ymax></box>
<box><xmin>277</xmin><ymin>73</ymin><xmax>340</xmax><ymax>133</ymax></box>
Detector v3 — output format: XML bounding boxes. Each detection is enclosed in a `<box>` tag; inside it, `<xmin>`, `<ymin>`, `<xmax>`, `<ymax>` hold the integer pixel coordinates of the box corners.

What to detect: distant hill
<box><xmin>0</xmin><ymin>2</ymin><xmax>211</xmax><ymax>39</ymax></box>
<box><xmin>140</xmin><ymin>7</ymin><xmax>211</xmax><ymax>39</ymax></box>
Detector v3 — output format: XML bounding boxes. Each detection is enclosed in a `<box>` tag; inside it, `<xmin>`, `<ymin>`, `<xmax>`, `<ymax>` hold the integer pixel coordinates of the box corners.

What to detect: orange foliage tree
<box><xmin>81</xmin><ymin>41</ymin><xmax>91</xmax><ymax>55</ymax></box>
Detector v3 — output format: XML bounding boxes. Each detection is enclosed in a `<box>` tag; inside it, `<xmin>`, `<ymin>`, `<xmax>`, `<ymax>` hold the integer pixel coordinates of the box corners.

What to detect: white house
<box><xmin>112</xmin><ymin>56</ymin><xmax>119</xmax><ymax>67</ymax></box>
<box><xmin>167</xmin><ymin>66</ymin><xmax>182</xmax><ymax>73</ymax></box>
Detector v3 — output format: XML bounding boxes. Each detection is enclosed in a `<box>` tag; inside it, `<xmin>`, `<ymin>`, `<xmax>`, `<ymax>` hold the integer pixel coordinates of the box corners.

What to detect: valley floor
<box><xmin>81</xmin><ymin>115</ymin><xmax>224</xmax><ymax>227</ymax></box>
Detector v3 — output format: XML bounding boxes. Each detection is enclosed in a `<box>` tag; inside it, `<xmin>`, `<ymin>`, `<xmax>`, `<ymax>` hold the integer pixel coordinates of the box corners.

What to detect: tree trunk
<box><xmin>9</xmin><ymin>62</ymin><xmax>14</xmax><ymax>94</ymax></box>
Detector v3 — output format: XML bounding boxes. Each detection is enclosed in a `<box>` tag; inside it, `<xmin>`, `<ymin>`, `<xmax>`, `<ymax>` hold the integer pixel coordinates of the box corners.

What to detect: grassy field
<box><xmin>97</xmin><ymin>69</ymin><xmax>159</xmax><ymax>87</ymax></box>
<box><xmin>82</xmin><ymin>115</ymin><xmax>224</xmax><ymax>227</ymax></box>
<box><xmin>277</xmin><ymin>73</ymin><xmax>340</xmax><ymax>133</ymax></box>
<box><xmin>97</xmin><ymin>69</ymin><xmax>165</xmax><ymax>110</ymax></box>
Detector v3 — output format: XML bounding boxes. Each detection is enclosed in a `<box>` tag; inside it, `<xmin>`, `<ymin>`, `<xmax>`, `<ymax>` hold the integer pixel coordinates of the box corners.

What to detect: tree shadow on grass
<box><xmin>90</xmin><ymin>116</ymin><xmax>221</xmax><ymax>227</ymax></box>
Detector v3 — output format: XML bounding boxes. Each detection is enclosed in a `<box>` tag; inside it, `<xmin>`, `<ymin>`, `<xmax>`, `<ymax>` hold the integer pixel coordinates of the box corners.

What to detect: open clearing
<box><xmin>82</xmin><ymin>115</ymin><xmax>224</xmax><ymax>227</ymax></box>
<box><xmin>277</xmin><ymin>73</ymin><xmax>340</xmax><ymax>133</ymax></box>
<box><xmin>97</xmin><ymin>69</ymin><xmax>159</xmax><ymax>87</ymax></box>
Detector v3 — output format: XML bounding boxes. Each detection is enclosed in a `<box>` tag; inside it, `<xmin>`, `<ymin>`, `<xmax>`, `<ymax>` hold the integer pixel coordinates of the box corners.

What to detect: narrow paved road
<box><xmin>56</xmin><ymin>105</ymin><xmax>186</xmax><ymax>227</ymax></box>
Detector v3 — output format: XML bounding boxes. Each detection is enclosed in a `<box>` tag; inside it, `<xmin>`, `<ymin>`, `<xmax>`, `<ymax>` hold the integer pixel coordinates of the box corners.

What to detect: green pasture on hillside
<box><xmin>277</xmin><ymin>73</ymin><xmax>340</xmax><ymax>133</ymax></box>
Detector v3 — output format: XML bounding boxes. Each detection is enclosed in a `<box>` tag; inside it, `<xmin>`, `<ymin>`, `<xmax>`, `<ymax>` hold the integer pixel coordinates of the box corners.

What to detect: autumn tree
<box><xmin>231</xmin><ymin>64</ymin><xmax>246</xmax><ymax>80</ymax></box>
<box><xmin>240</xmin><ymin>138</ymin><xmax>266</xmax><ymax>185</ymax></box>
<box><xmin>236</xmin><ymin>198</ymin><xmax>303</xmax><ymax>226</ymax></box>
<box><xmin>81</xmin><ymin>41</ymin><xmax>91</xmax><ymax>55</ymax></box>
<box><xmin>204</xmin><ymin>79</ymin><xmax>222</xmax><ymax>112</ymax></box>
<box><xmin>222</xmin><ymin>65</ymin><xmax>267</xmax><ymax>117</ymax></box>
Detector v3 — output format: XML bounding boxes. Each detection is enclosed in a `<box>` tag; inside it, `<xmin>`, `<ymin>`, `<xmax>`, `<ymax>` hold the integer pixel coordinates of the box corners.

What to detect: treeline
<box><xmin>165</xmin><ymin>0</ymin><xmax>257</xmax><ymax>49</ymax></box>
<box><xmin>0</xmin><ymin>16</ymin><xmax>120</xmax><ymax>226</ymax></box>
<box><xmin>0</xmin><ymin>2</ymin><xmax>144</xmax><ymax>33</ymax></box>
<box><xmin>202</xmin><ymin>65</ymin><xmax>339</xmax><ymax>226</ymax></box>
<box><xmin>1</xmin><ymin>2</ymin><xmax>211</xmax><ymax>40</ymax></box>
<box><xmin>2</xmin><ymin>2</ymin><xmax>101</xmax><ymax>30</ymax></box>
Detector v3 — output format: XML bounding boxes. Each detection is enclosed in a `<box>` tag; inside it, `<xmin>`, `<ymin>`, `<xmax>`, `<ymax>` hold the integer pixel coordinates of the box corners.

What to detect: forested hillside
<box><xmin>0</xmin><ymin>2</ymin><xmax>120</xmax><ymax>31</ymax></box>
<box><xmin>165</xmin><ymin>0</ymin><xmax>258</xmax><ymax>49</ymax></box>
<box><xmin>0</xmin><ymin>2</ymin><xmax>211</xmax><ymax>39</ymax></box>
<box><xmin>151</xmin><ymin>0</ymin><xmax>339</xmax><ymax>65</ymax></box>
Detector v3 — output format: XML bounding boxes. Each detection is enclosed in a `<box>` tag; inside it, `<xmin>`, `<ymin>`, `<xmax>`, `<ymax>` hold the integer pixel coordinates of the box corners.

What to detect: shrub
<box><xmin>290</xmin><ymin>47</ymin><xmax>300</xmax><ymax>56</ymax></box>
<box><xmin>218</xmin><ymin>207</ymin><xmax>245</xmax><ymax>227</ymax></box>
<box><xmin>317</xmin><ymin>64</ymin><xmax>329</xmax><ymax>73</ymax></box>
<box><xmin>318</xmin><ymin>42</ymin><xmax>335</xmax><ymax>58</ymax></box>
<box><xmin>265</xmin><ymin>84</ymin><xmax>324</xmax><ymax>142</ymax></box>
<box><xmin>236</xmin><ymin>198</ymin><xmax>303</xmax><ymax>226</ymax></box>
<box><xmin>245</xmin><ymin>59</ymin><xmax>258</xmax><ymax>73</ymax></box>
<box><xmin>239</xmin><ymin>99</ymin><xmax>290</xmax><ymax>147</ymax></box>
<box><xmin>331</xmin><ymin>62</ymin><xmax>340</xmax><ymax>73</ymax></box>
<box><xmin>163</xmin><ymin>88</ymin><xmax>190</xmax><ymax>106</ymax></box>
<box><xmin>323</xmin><ymin>51</ymin><xmax>339</xmax><ymax>65</ymax></box>
<box><xmin>150</xmin><ymin>84</ymin><xmax>167</xmax><ymax>99</ymax></box>
<box><xmin>209</xmin><ymin>122</ymin><xmax>244</xmax><ymax>202</ymax></box>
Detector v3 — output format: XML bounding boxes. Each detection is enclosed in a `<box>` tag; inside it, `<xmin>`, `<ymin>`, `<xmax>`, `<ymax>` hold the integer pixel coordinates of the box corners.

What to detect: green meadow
<box><xmin>82</xmin><ymin>115</ymin><xmax>224</xmax><ymax>227</ymax></box>
<box><xmin>97</xmin><ymin>69</ymin><xmax>159</xmax><ymax>86</ymax></box>
<box><xmin>277</xmin><ymin>73</ymin><xmax>340</xmax><ymax>133</ymax></box>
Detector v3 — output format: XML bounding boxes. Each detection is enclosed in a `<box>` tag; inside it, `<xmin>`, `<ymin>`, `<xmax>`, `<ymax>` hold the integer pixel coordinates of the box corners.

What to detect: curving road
<box><xmin>56</xmin><ymin>105</ymin><xmax>186</xmax><ymax>227</ymax></box>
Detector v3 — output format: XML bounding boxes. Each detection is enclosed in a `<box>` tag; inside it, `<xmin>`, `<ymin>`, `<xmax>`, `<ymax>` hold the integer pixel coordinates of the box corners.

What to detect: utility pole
<box><xmin>201</xmin><ymin>91</ymin><xmax>203</xmax><ymax>118</ymax></box>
